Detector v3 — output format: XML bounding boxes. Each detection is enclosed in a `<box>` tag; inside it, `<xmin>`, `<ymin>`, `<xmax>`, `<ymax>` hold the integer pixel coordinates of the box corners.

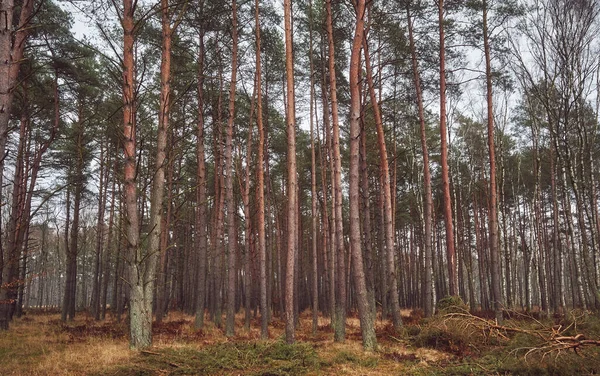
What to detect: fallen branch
<box><xmin>140</xmin><ymin>349</ymin><xmax>180</xmax><ymax>368</ymax></box>
<box><xmin>140</xmin><ymin>350</ymin><xmax>161</xmax><ymax>356</ymax></box>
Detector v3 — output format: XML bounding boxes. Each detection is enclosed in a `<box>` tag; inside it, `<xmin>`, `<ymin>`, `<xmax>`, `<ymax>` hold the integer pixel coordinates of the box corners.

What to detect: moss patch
<box><xmin>101</xmin><ymin>340</ymin><xmax>323</xmax><ymax>376</ymax></box>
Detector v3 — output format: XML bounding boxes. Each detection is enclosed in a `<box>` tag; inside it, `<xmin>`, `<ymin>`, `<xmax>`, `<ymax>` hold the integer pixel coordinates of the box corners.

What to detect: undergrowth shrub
<box><xmin>332</xmin><ymin>350</ymin><xmax>378</xmax><ymax>368</ymax></box>
<box><xmin>104</xmin><ymin>340</ymin><xmax>322</xmax><ymax>376</ymax></box>
<box><xmin>436</xmin><ymin>296</ymin><xmax>469</xmax><ymax>315</ymax></box>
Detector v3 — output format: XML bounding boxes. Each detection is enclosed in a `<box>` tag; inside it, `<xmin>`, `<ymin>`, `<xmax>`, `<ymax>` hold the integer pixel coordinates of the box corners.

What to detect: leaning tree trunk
<box><xmin>363</xmin><ymin>31</ymin><xmax>402</xmax><ymax>330</ymax></box>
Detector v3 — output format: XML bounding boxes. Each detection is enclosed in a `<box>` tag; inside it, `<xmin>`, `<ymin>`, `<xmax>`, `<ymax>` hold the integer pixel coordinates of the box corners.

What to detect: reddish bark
<box><xmin>438</xmin><ymin>0</ymin><xmax>457</xmax><ymax>296</ymax></box>
<box><xmin>363</xmin><ymin>32</ymin><xmax>402</xmax><ymax>329</ymax></box>
<box><xmin>284</xmin><ymin>0</ymin><xmax>298</xmax><ymax>344</ymax></box>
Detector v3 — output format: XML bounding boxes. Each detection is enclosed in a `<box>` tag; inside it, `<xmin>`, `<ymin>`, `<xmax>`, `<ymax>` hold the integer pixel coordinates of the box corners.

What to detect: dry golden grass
<box><xmin>0</xmin><ymin>313</ymin><xmax>132</xmax><ymax>376</ymax></box>
<box><xmin>0</xmin><ymin>309</ymin><xmax>452</xmax><ymax>376</ymax></box>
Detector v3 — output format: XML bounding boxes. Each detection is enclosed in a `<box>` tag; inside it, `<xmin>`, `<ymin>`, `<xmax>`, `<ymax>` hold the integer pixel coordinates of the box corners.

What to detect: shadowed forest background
<box><xmin>2</xmin><ymin>0</ymin><xmax>600</xmax><ymax>373</ymax></box>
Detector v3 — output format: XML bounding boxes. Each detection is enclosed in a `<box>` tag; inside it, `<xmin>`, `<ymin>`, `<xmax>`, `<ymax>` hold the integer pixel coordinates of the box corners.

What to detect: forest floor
<box><xmin>1</xmin><ymin>308</ymin><xmax>600</xmax><ymax>375</ymax></box>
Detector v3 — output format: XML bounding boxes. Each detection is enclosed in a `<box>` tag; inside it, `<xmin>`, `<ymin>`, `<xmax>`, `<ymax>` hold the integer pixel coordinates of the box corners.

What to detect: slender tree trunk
<box><xmin>359</xmin><ymin>117</ymin><xmax>376</xmax><ymax>320</ymax></box>
<box><xmin>308</xmin><ymin>0</ymin><xmax>319</xmax><ymax>336</ymax></box>
<box><xmin>153</xmin><ymin>0</ymin><xmax>175</xmax><ymax>324</ymax></box>
<box><xmin>241</xmin><ymin>88</ymin><xmax>255</xmax><ymax>330</ymax></box>
<box><xmin>91</xmin><ymin>143</ymin><xmax>106</xmax><ymax>320</ymax></box>
<box><xmin>194</xmin><ymin>24</ymin><xmax>208</xmax><ymax>330</ymax></box>
<box><xmin>102</xmin><ymin>163</ymin><xmax>117</xmax><ymax>320</ymax></box>
<box><xmin>3</xmin><ymin>112</ymin><xmax>27</xmax><ymax>324</ymax></box>
<box><xmin>350</xmin><ymin>0</ymin><xmax>377</xmax><ymax>350</ymax></box>
<box><xmin>319</xmin><ymin>58</ymin><xmax>335</xmax><ymax>324</ymax></box>
<box><xmin>212</xmin><ymin>48</ymin><xmax>226</xmax><ymax>328</ymax></box>
<box><xmin>67</xmin><ymin>119</ymin><xmax>85</xmax><ymax>321</ymax></box>
<box><xmin>62</xmin><ymin>187</ymin><xmax>72</xmax><ymax>321</ymax></box>
<box><xmin>407</xmin><ymin>4</ymin><xmax>434</xmax><ymax>317</ymax></box>
<box><xmin>225</xmin><ymin>0</ymin><xmax>239</xmax><ymax>337</ymax></box>
<box><xmin>61</xmin><ymin>99</ymin><xmax>85</xmax><ymax>322</ymax></box>
<box><xmin>363</xmin><ymin>32</ymin><xmax>402</xmax><ymax>330</ymax></box>
<box><xmin>283</xmin><ymin>0</ymin><xmax>298</xmax><ymax>344</ymax></box>
<box><xmin>438</xmin><ymin>0</ymin><xmax>457</xmax><ymax>296</ymax></box>
<box><xmin>325</xmin><ymin>0</ymin><xmax>346</xmax><ymax>342</ymax></box>
<box><xmin>253</xmin><ymin>0</ymin><xmax>269</xmax><ymax>340</ymax></box>
<box><xmin>482</xmin><ymin>1</ymin><xmax>502</xmax><ymax>323</ymax></box>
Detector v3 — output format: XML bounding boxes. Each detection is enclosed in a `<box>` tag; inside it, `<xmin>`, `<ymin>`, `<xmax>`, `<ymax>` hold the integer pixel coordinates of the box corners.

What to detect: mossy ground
<box><xmin>1</xmin><ymin>308</ymin><xmax>599</xmax><ymax>375</ymax></box>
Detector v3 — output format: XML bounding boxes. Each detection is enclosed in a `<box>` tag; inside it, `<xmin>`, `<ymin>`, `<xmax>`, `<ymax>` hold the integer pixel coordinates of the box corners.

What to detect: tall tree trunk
<box><xmin>326</xmin><ymin>0</ymin><xmax>346</xmax><ymax>342</ymax></box>
<box><xmin>359</xmin><ymin>117</ymin><xmax>375</xmax><ymax>320</ymax></box>
<box><xmin>61</xmin><ymin>97</ymin><xmax>85</xmax><ymax>322</ymax></box>
<box><xmin>283</xmin><ymin>0</ymin><xmax>298</xmax><ymax>344</ymax></box>
<box><xmin>308</xmin><ymin>0</ymin><xmax>319</xmax><ymax>336</ymax></box>
<box><xmin>438</xmin><ymin>0</ymin><xmax>457</xmax><ymax>296</ymax></box>
<box><xmin>0</xmin><ymin>1</ymin><xmax>37</xmax><ymax>324</ymax></box>
<box><xmin>253</xmin><ymin>0</ymin><xmax>269</xmax><ymax>340</ymax></box>
<box><xmin>241</xmin><ymin>86</ymin><xmax>256</xmax><ymax>330</ymax></box>
<box><xmin>350</xmin><ymin>0</ymin><xmax>377</xmax><ymax>350</ymax></box>
<box><xmin>0</xmin><ymin>6</ymin><xmax>34</xmax><ymax>325</ymax></box>
<box><xmin>66</xmin><ymin>116</ymin><xmax>85</xmax><ymax>321</ymax></box>
<box><xmin>483</xmin><ymin>1</ymin><xmax>502</xmax><ymax>323</ymax></box>
<box><xmin>120</xmin><ymin>0</ymin><xmax>152</xmax><ymax>349</ymax></box>
<box><xmin>363</xmin><ymin>31</ymin><xmax>402</xmax><ymax>330</ymax></box>
<box><xmin>3</xmin><ymin>111</ymin><xmax>27</xmax><ymax>324</ymax></box>
<box><xmin>319</xmin><ymin>56</ymin><xmax>335</xmax><ymax>324</ymax></box>
<box><xmin>194</xmin><ymin>24</ymin><xmax>208</xmax><ymax>330</ymax></box>
<box><xmin>407</xmin><ymin>4</ymin><xmax>434</xmax><ymax>317</ymax></box>
<box><xmin>549</xmin><ymin>139</ymin><xmax>562</xmax><ymax>313</ymax></box>
<box><xmin>153</xmin><ymin>0</ymin><xmax>175</xmax><ymax>324</ymax></box>
<box><xmin>225</xmin><ymin>0</ymin><xmax>239</xmax><ymax>338</ymax></box>
<box><xmin>212</xmin><ymin>47</ymin><xmax>226</xmax><ymax>327</ymax></box>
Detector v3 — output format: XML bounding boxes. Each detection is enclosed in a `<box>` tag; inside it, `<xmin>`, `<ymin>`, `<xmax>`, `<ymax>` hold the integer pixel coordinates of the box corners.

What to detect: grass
<box><xmin>1</xmin><ymin>308</ymin><xmax>599</xmax><ymax>375</ymax></box>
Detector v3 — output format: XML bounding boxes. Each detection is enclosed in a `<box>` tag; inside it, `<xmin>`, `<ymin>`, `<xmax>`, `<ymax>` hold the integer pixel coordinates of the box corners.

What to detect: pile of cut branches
<box><xmin>443</xmin><ymin>310</ymin><xmax>600</xmax><ymax>358</ymax></box>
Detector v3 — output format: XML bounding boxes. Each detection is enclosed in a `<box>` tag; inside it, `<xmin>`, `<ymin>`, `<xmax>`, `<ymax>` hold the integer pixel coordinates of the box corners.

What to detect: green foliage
<box><xmin>436</xmin><ymin>295</ymin><xmax>469</xmax><ymax>314</ymax></box>
<box><xmin>103</xmin><ymin>340</ymin><xmax>322</xmax><ymax>376</ymax></box>
<box><xmin>332</xmin><ymin>350</ymin><xmax>379</xmax><ymax>368</ymax></box>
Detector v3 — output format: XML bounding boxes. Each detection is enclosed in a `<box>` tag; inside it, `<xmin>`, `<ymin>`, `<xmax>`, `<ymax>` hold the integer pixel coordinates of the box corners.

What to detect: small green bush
<box><xmin>436</xmin><ymin>296</ymin><xmax>469</xmax><ymax>315</ymax></box>
<box><xmin>333</xmin><ymin>350</ymin><xmax>378</xmax><ymax>368</ymax></box>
